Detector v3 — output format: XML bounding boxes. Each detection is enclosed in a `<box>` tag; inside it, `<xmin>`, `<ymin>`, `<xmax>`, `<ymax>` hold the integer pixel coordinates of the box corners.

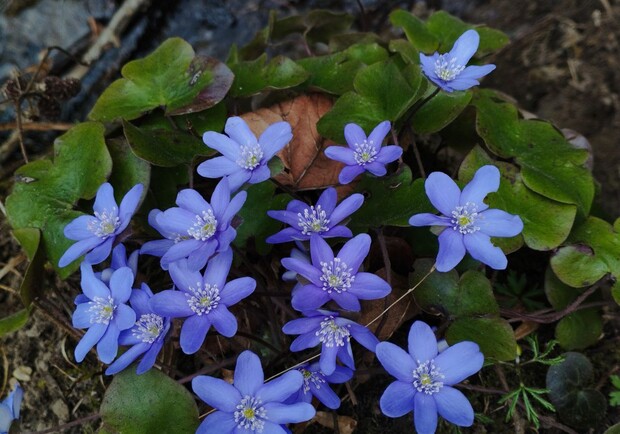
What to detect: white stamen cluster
<box><xmin>133</xmin><ymin>313</ymin><xmax>164</xmax><ymax>343</ymax></box>
<box><xmin>234</xmin><ymin>395</ymin><xmax>267</xmax><ymax>432</ymax></box>
<box><xmin>320</xmin><ymin>258</ymin><xmax>354</xmax><ymax>294</ymax></box>
<box><xmin>353</xmin><ymin>141</ymin><xmax>378</xmax><ymax>165</ymax></box>
<box><xmin>186</xmin><ymin>282</ymin><xmax>221</xmax><ymax>316</ymax></box>
<box><xmin>88</xmin><ymin>208</ymin><xmax>120</xmax><ymax>238</ymax></box>
<box><xmin>297</xmin><ymin>205</ymin><xmax>330</xmax><ymax>235</ymax></box>
<box><xmin>434</xmin><ymin>55</ymin><xmax>465</xmax><ymax>81</ymax></box>
<box><xmin>316</xmin><ymin>317</ymin><xmax>351</xmax><ymax>348</ymax></box>
<box><xmin>88</xmin><ymin>296</ymin><xmax>115</xmax><ymax>325</ymax></box>
<box><xmin>412</xmin><ymin>360</ymin><xmax>444</xmax><ymax>395</ymax></box>
<box><xmin>300</xmin><ymin>368</ymin><xmax>326</xmax><ymax>394</ymax></box>
<box><xmin>451</xmin><ymin>202</ymin><xmax>480</xmax><ymax>234</ymax></box>
<box><xmin>237</xmin><ymin>144</ymin><xmax>264</xmax><ymax>170</ymax></box>
<box><xmin>187</xmin><ymin>210</ymin><xmax>218</xmax><ymax>241</ymax></box>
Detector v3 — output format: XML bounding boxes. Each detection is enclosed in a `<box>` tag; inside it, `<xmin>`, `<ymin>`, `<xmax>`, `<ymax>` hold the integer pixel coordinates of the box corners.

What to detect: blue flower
<box><xmin>282</xmin><ymin>234</ymin><xmax>391</xmax><ymax>312</ymax></box>
<box><xmin>285</xmin><ymin>362</ymin><xmax>353</xmax><ymax>410</ymax></box>
<box><xmin>409</xmin><ymin>165</ymin><xmax>523</xmax><ymax>272</ymax></box>
<box><xmin>198</xmin><ymin>116</ymin><xmax>292</xmax><ymax>191</ymax></box>
<box><xmin>192</xmin><ymin>350</ymin><xmax>315</xmax><ymax>434</ymax></box>
<box><xmin>267</xmin><ymin>188</ymin><xmax>363</xmax><ymax>244</ymax></box>
<box><xmin>98</xmin><ymin>244</ymin><xmax>139</xmax><ymax>285</ymax></box>
<box><xmin>0</xmin><ymin>383</ymin><xmax>22</xmax><ymax>434</ymax></box>
<box><xmin>140</xmin><ymin>178</ymin><xmax>246</xmax><ymax>271</ymax></box>
<box><xmin>149</xmin><ymin>249</ymin><xmax>256</xmax><ymax>354</ymax></box>
<box><xmin>105</xmin><ymin>283</ymin><xmax>171</xmax><ymax>376</ymax></box>
<box><xmin>420</xmin><ymin>29</ymin><xmax>496</xmax><ymax>92</ymax></box>
<box><xmin>72</xmin><ymin>264</ymin><xmax>136</xmax><ymax>364</ymax></box>
<box><xmin>59</xmin><ymin>183</ymin><xmax>143</xmax><ymax>268</ymax></box>
<box><xmin>282</xmin><ymin>310</ymin><xmax>379</xmax><ymax>375</ymax></box>
<box><xmin>377</xmin><ymin>321</ymin><xmax>484</xmax><ymax>434</ymax></box>
<box><xmin>324</xmin><ymin>121</ymin><xmax>402</xmax><ymax>185</ymax></box>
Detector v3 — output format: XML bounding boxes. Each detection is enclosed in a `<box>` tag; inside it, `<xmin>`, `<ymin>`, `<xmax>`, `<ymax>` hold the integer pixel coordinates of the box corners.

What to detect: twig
<box><xmin>21</xmin><ymin>413</ymin><xmax>101</xmax><ymax>434</ymax></box>
<box><xmin>373</xmin><ymin>228</ymin><xmax>392</xmax><ymax>339</ymax></box>
<box><xmin>0</xmin><ymin>121</ymin><xmax>74</xmax><ymax>131</ymax></box>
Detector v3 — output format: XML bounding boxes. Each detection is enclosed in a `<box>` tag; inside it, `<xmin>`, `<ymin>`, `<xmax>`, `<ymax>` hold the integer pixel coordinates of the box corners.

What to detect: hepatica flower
<box><xmin>282</xmin><ymin>234</ymin><xmax>391</xmax><ymax>312</ymax></box>
<box><xmin>198</xmin><ymin>116</ymin><xmax>292</xmax><ymax>191</ymax></box>
<box><xmin>98</xmin><ymin>244</ymin><xmax>139</xmax><ymax>285</ymax></box>
<box><xmin>325</xmin><ymin>121</ymin><xmax>402</xmax><ymax>184</ymax></box>
<box><xmin>72</xmin><ymin>264</ymin><xmax>136</xmax><ymax>364</ymax></box>
<box><xmin>106</xmin><ymin>283</ymin><xmax>170</xmax><ymax>376</ymax></box>
<box><xmin>0</xmin><ymin>383</ymin><xmax>22</xmax><ymax>434</ymax></box>
<box><xmin>377</xmin><ymin>321</ymin><xmax>484</xmax><ymax>434</ymax></box>
<box><xmin>59</xmin><ymin>183</ymin><xmax>143</xmax><ymax>267</ymax></box>
<box><xmin>192</xmin><ymin>350</ymin><xmax>315</xmax><ymax>434</ymax></box>
<box><xmin>150</xmin><ymin>249</ymin><xmax>256</xmax><ymax>354</ymax></box>
<box><xmin>420</xmin><ymin>29</ymin><xmax>496</xmax><ymax>92</ymax></box>
<box><xmin>282</xmin><ymin>310</ymin><xmax>379</xmax><ymax>375</ymax></box>
<box><xmin>267</xmin><ymin>188</ymin><xmax>363</xmax><ymax>243</ymax></box>
<box><xmin>286</xmin><ymin>362</ymin><xmax>353</xmax><ymax>410</ymax></box>
<box><xmin>409</xmin><ymin>165</ymin><xmax>523</xmax><ymax>272</ymax></box>
<box><xmin>140</xmin><ymin>178</ymin><xmax>246</xmax><ymax>271</ymax></box>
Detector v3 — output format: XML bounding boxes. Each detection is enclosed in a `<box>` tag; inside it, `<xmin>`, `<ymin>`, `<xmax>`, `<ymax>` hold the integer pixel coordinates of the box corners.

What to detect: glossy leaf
<box><xmin>412</xmin><ymin>88</ymin><xmax>472</xmax><ymax>134</ymax></box>
<box><xmin>89</xmin><ymin>38</ymin><xmax>215</xmax><ymax>121</ymax></box>
<box><xmin>107</xmin><ymin>138</ymin><xmax>151</xmax><ymax>202</ymax></box>
<box><xmin>555</xmin><ymin>309</ymin><xmax>602</xmax><ymax>350</ymax></box>
<box><xmin>389</xmin><ymin>9</ymin><xmax>438</xmax><ymax>53</ymax></box>
<box><xmin>0</xmin><ymin>308</ymin><xmax>29</xmax><ymax>336</ymax></box>
<box><xmin>447</xmin><ymin>317</ymin><xmax>517</xmax><ymax>362</ymax></box>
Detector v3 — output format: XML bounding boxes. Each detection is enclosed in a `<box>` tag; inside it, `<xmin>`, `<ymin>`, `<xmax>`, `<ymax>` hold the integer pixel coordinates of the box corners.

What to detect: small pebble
<box><xmin>13</xmin><ymin>365</ymin><xmax>32</xmax><ymax>382</ymax></box>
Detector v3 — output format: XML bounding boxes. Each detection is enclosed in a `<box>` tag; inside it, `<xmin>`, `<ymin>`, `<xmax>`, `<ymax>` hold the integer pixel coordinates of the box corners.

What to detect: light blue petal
<box><xmin>435</xmin><ymin>386</ymin><xmax>475</xmax><ymax>426</ymax></box>
<box><xmin>259</xmin><ymin>121</ymin><xmax>292</xmax><ymax>160</ymax></box>
<box><xmin>192</xmin><ymin>376</ymin><xmax>241</xmax><ymax>412</ymax></box>
<box><xmin>225</xmin><ymin>116</ymin><xmax>257</xmax><ymax>147</ymax></box>
<box><xmin>478</xmin><ymin>209</ymin><xmax>523</xmax><ymax>238</ymax></box>
<box><xmin>419</xmin><ymin>52</ymin><xmax>439</xmax><ymax>80</ymax></box>
<box><xmin>248</xmin><ymin>164</ymin><xmax>271</xmax><ymax>184</ymax></box>
<box><xmin>338</xmin><ymin>164</ymin><xmax>365</xmax><ymax>184</ymax></box>
<box><xmin>263</xmin><ymin>401</ymin><xmax>314</xmax><ymax>424</ymax></box>
<box><xmin>58</xmin><ymin>236</ymin><xmax>102</xmax><ymax>267</ymax></box>
<box><xmin>425</xmin><ymin>171</ymin><xmax>460</xmax><ymax>216</ymax></box>
<box><xmin>93</xmin><ymin>183</ymin><xmax>117</xmax><ymax>215</ymax></box>
<box><xmin>376</xmin><ymin>341</ymin><xmax>416</xmax><ymax>382</ymax></box>
<box><xmin>64</xmin><ymin>215</ymin><xmax>97</xmax><ymax>240</ymax></box>
<box><xmin>136</xmin><ymin>340</ymin><xmax>164</xmax><ymax>374</ymax></box>
<box><xmin>84</xmin><ymin>237</ymin><xmax>114</xmax><ymax>265</ymax></box>
<box><xmin>435</xmin><ymin>341</ymin><xmax>484</xmax><ymax>385</ymax></box>
<box><xmin>459</xmin><ymin>165</ymin><xmax>500</xmax><ymax>210</ymax></box>
<box><xmin>409</xmin><ymin>213</ymin><xmax>451</xmax><ymax>227</ymax></box>
<box><xmin>367</xmin><ymin>120</ymin><xmax>391</xmax><ymax>151</ymax></box>
<box><xmin>225</xmin><ymin>170</ymin><xmax>252</xmax><ymax>192</ymax></box>
<box><xmin>220</xmin><ymin>277</ymin><xmax>256</xmax><ymax>306</ymax></box>
<box><xmin>458</xmin><ymin>64</ymin><xmax>496</xmax><ymax>81</ymax></box>
<box><xmin>180</xmin><ymin>315</ymin><xmax>210</xmax><ymax>354</ymax></box>
<box><xmin>175</xmin><ymin>189</ymin><xmax>211</xmax><ymax>216</ymax></box>
<box><xmin>291</xmin><ymin>286</ymin><xmax>331</xmax><ymax>311</ymax></box>
<box><xmin>72</xmin><ymin>302</ymin><xmax>92</xmax><ymax>329</ymax></box>
<box><xmin>97</xmin><ymin>322</ymin><xmax>120</xmax><ymax>364</ymax></box>
<box><xmin>105</xmin><ymin>342</ymin><xmax>149</xmax><ymax>375</ymax></box>
<box><xmin>311</xmin><ymin>380</ymin><xmax>341</xmax><ymax>409</ymax></box>
<box><xmin>324</xmin><ymin>146</ymin><xmax>356</xmax><ymax>165</ymax></box>
<box><xmin>331</xmin><ymin>291</ymin><xmax>361</xmax><ymax>311</ymax></box>
<box><xmin>436</xmin><ymin>228</ymin><xmax>466</xmax><ymax>272</ymax></box>
<box><xmin>196</xmin><ymin>411</ymin><xmax>237</xmax><ymax>434</ymax></box>
<box><xmin>375</xmin><ymin>145</ymin><xmax>402</xmax><ymax>164</ymax></box>
<box><xmin>463</xmin><ymin>232</ymin><xmax>507</xmax><ymax>270</ymax></box>
<box><xmin>329</xmin><ymin>193</ymin><xmax>363</xmax><ymax>225</ymax></box>
<box><xmin>448</xmin><ymin>29</ymin><xmax>479</xmax><ymax>65</ymax></box>
<box><xmin>169</xmin><ymin>260</ymin><xmax>203</xmax><ymax>293</ymax></box>
<box><xmin>118</xmin><ymin>183</ymin><xmax>143</xmax><ymax>222</ymax></box>
<box><xmin>316</xmin><ymin>187</ymin><xmax>337</xmax><ymax>215</ymax></box>
<box><xmin>379</xmin><ymin>380</ymin><xmax>416</xmax><ymax>417</ymax></box>
<box><xmin>337</xmin><ymin>233</ymin><xmax>370</xmax><ymax>272</ymax></box>
<box><xmin>209</xmin><ymin>305</ymin><xmax>238</xmax><ymax>338</ymax></box>
<box><xmin>343</xmin><ymin>123</ymin><xmax>367</xmax><ymax>149</ymax></box>
<box><xmin>289</xmin><ymin>331</ymin><xmax>321</xmax><ymax>352</ymax></box>
<box><xmin>234</xmin><ymin>350</ymin><xmax>264</xmax><ymax>396</ymax></box>
<box><xmin>202</xmin><ymin>131</ymin><xmax>241</xmax><ymax>160</ymax></box>
<box><xmin>414</xmin><ymin>392</ymin><xmax>438</xmax><ymax>434</ymax></box>
<box><xmin>114</xmin><ymin>304</ymin><xmax>136</xmax><ymax>331</ymax></box>
<box><xmin>204</xmin><ymin>248</ymin><xmax>233</xmax><ymax>288</ymax></box>
<box><xmin>80</xmin><ymin>262</ymin><xmax>110</xmax><ymax>300</ymax></box>
<box><xmin>364</xmin><ymin>162</ymin><xmax>387</xmax><ymax>176</ymax></box>
<box><xmin>150</xmin><ymin>290</ymin><xmax>194</xmax><ymax>317</ymax></box>
<box><xmin>109</xmin><ymin>267</ymin><xmax>133</xmax><ymax>303</ymax></box>
<box><xmin>348</xmin><ymin>272</ymin><xmax>391</xmax><ymax>300</ymax></box>
<box><xmin>257</xmin><ymin>371</ymin><xmax>303</xmax><ymax>403</ymax></box>
<box><xmin>408</xmin><ymin>321</ymin><xmax>438</xmax><ymax>363</ymax></box>
<box><xmin>310</xmin><ymin>234</ymin><xmax>333</xmax><ymax>268</ymax></box>
<box><xmin>281</xmin><ymin>258</ymin><xmax>322</xmax><ymax>286</ymax></box>
<box><xmin>197</xmin><ymin>156</ymin><xmax>240</xmax><ymax>178</ymax></box>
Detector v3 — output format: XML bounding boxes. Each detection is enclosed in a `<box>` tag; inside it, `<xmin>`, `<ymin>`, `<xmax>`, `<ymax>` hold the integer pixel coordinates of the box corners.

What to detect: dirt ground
<box><xmin>0</xmin><ymin>0</ymin><xmax>619</xmax><ymax>432</ymax></box>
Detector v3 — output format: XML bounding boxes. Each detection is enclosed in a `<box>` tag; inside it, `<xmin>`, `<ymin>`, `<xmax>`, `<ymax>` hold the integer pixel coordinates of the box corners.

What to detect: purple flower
<box><xmin>72</xmin><ymin>263</ymin><xmax>136</xmax><ymax>364</ymax></box>
<box><xmin>377</xmin><ymin>321</ymin><xmax>484</xmax><ymax>434</ymax></box>
<box><xmin>98</xmin><ymin>244</ymin><xmax>139</xmax><ymax>285</ymax></box>
<box><xmin>59</xmin><ymin>183</ymin><xmax>143</xmax><ymax>268</ymax></box>
<box><xmin>105</xmin><ymin>283</ymin><xmax>171</xmax><ymax>376</ymax></box>
<box><xmin>282</xmin><ymin>310</ymin><xmax>379</xmax><ymax>375</ymax></box>
<box><xmin>324</xmin><ymin>121</ymin><xmax>402</xmax><ymax>185</ymax></box>
<box><xmin>409</xmin><ymin>165</ymin><xmax>523</xmax><ymax>272</ymax></box>
<box><xmin>192</xmin><ymin>350</ymin><xmax>315</xmax><ymax>434</ymax></box>
<box><xmin>285</xmin><ymin>362</ymin><xmax>353</xmax><ymax>410</ymax></box>
<box><xmin>198</xmin><ymin>116</ymin><xmax>292</xmax><ymax>191</ymax></box>
<box><xmin>0</xmin><ymin>383</ymin><xmax>22</xmax><ymax>434</ymax></box>
<box><xmin>420</xmin><ymin>29</ymin><xmax>496</xmax><ymax>93</ymax></box>
<box><xmin>149</xmin><ymin>249</ymin><xmax>255</xmax><ymax>354</ymax></box>
<box><xmin>140</xmin><ymin>178</ymin><xmax>246</xmax><ymax>271</ymax></box>
<box><xmin>282</xmin><ymin>234</ymin><xmax>391</xmax><ymax>312</ymax></box>
<box><xmin>267</xmin><ymin>188</ymin><xmax>363</xmax><ymax>243</ymax></box>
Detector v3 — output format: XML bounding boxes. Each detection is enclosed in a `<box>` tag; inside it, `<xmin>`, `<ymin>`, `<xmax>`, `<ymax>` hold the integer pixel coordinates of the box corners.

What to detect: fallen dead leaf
<box><xmin>313</xmin><ymin>411</ymin><xmax>357</xmax><ymax>434</ymax></box>
<box><xmin>514</xmin><ymin>320</ymin><xmax>539</xmax><ymax>340</ymax></box>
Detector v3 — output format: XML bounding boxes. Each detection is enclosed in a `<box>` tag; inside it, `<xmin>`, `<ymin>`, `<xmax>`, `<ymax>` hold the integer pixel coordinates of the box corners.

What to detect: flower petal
<box><xmin>267</xmin><ymin>210</ymin><xmax>299</xmax><ymax>226</ymax></box>
<box><xmin>414</xmin><ymin>392</ymin><xmax>438</xmax><ymax>434</ymax></box>
<box><xmin>364</xmin><ymin>161</ymin><xmax>387</xmax><ymax>177</ymax></box>
<box><xmin>436</xmin><ymin>229</ymin><xmax>466</xmax><ymax>272</ymax></box>
<box><xmin>368</xmin><ymin>121</ymin><xmax>391</xmax><ymax>150</ymax></box>
<box><xmin>196</xmin><ymin>410</ymin><xmax>237</xmax><ymax>434</ymax></box>
<box><xmin>281</xmin><ymin>258</ymin><xmax>322</xmax><ymax>286</ymax></box>
<box><xmin>197</xmin><ymin>157</ymin><xmax>240</xmax><ymax>178</ymax></box>
<box><xmin>209</xmin><ymin>305</ymin><xmax>238</xmax><ymax>337</ymax></box>
<box><xmin>180</xmin><ymin>315</ymin><xmax>211</xmax><ymax>354</ymax></box>
<box><xmin>348</xmin><ymin>322</ymin><xmax>379</xmax><ymax>351</ymax></box>
<box><xmin>224</xmin><ymin>170</ymin><xmax>251</xmax><ymax>192</ymax></box>
<box><xmin>449</xmin><ymin>29</ymin><xmax>480</xmax><ymax>65</ymax></box>
<box><xmin>291</xmin><ymin>286</ymin><xmax>331</xmax><ymax>311</ymax></box>
<box><xmin>105</xmin><ymin>343</ymin><xmax>150</xmax><ymax>376</ymax></box>
<box><xmin>136</xmin><ymin>341</ymin><xmax>164</xmax><ymax>374</ymax></box>
<box><xmin>259</xmin><ymin>121</ymin><xmax>292</xmax><ymax>160</ymax></box>
<box><xmin>140</xmin><ymin>239</ymin><xmax>174</xmax><ymax>257</ymax></box>
<box><xmin>257</xmin><ymin>370</ymin><xmax>303</xmax><ymax>403</ymax></box>
<box><xmin>220</xmin><ymin>190</ymin><xmax>247</xmax><ymax>228</ymax></box>
<box><xmin>463</xmin><ymin>232</ymin><xmax>507</xmax><ymax>270</ymax></box>
<box><xmin>478</xmin><ymin>209</ymin><xmax>524</xmax><ymax>238</ymax></box>
<box><xmin>169</xmin><ymin>260</ymin><xmax>204</xmax><ymax>293</ymax></box>
<box><xmin>93</xmin><ymin>183</ymin><xmax>117</xmax><ymax>215</ymax></box>
<box><xmin>263</xmin><ymin>401</ymin><xmax>315</xmax><ymax>424</ymax></box>
<box><xmin>458</xmin><ymin>64</ymin><xmax>496</xmax><ymax>81</ymax></box>
<box><xmin>202</xmin><ymin>131</ymin><xmax>241</xmax><ymax>160</ymax></box>
<box><xmin>319</xmin><ymin>343</ymin><xmax>339</xmax><ymax>375</ymax></box>
<box><xmin>225</xmin><ymin>116</ymin><xmax>257</xmax><ymax>147</ymax></box>
<box><xmin>435</xmin><ymin>341</ymin><xmax>484</xmax><ymax>385</ymax></box>
<box><xmin>338</xmin><ymin>164</ymin><xmax>365</xmax><ymax>184</ymax></box>
<box><xmin>74</xmin><ymin>323</ymin><xmax>107</xmax><ymax>362</ymax></box>
<box><xmin>349</xmin><ymin>272</ymin><xmax>391</xmax><ymax>300</ymax></box>
<box><xmin>192</xmin><ymin>376</ymin><xmax>241</xmax><ymax>412</ymax></box>
<box><xmin>409</xmin><ymin>213</ymin><xmax>452</xmax><ymax>227</ymax></box>
<box><xmin>408</xmin><ymin>321</ymin><xmax>438</xmax><ymax>363</ymax></box>
<box><xmin>221</xmin><ymin>277</ymin><xmax>256</xmax><ymax>306</ymax></box>
<box><xmin>248</xmin><ymin>164</ymin><xmax>271</xmax><ymax>184</ymax></box>
<box><xmin>160</xmin><ymin>239</ymin><xmax>202</xmax><ymax>267</ymax></box>
<box><xmin>118</xmin><ymin>184</ymin><xmax>143</xmax><ymax>221</ymax></box>
<box><xmin>150</xmin><ymin>290</ymin><xmax>194</xmax><ymax>317</ymax></box>
<box><xmin>84</xmin><ymin>237</ymin><xmax>114</xmax><ymax>265</ymax></box>
<box><xmin>331</xmin><ymin>291</ymin><xmax>361</xmax><ymax>311</ymax></box>
<box><xmin>375</xmin><ymin>145</ymin><xmax>402</xmax><ymax>164</ymax></box>
<box><xmin>234</xmin><ymin>350</ymin><xmax>264</xmax><ymax>396</ymax></box>
<box><xmin>266</xmin><ymin>227</ymin><xmax>304</xmax><ymax>244</ymax></box>
<box><xmin>109</xmin><ymin>267</ymin><xmax>133</xmax><ymax>303</ymax></box>
<box><xmin>324</xmin><ymin>146</ymin><xmax>356</xmax><ymax>165</ymax></box>
<box><xmin>316</xmin><ymin>187</ymin><xmax>337</xmax><ymax>215</ymax></box>
<box><xmin>376</xmin><ymin>341</ymin><xmax>416</xmax><ymax>382</ymax></box>
<box><xmin>420</xmin><ymin>52</ymin><xmax>439</xmax><ymax>81</ymax></box>
<box><xmin>337</xmin><ymin>233</ymin><xmax>370</xmax><ymax>272</ymax></box>
<box><xmin>344</xmin><ymin>123</ymin><xmax>367</xmax><ymax>148</ymax></box>
<box><xmin>459</xmin><ymin>165</ymin><xmax>500</xmax><ymax>210</ymax></box>
<box><xmin>175</xmin><ymin>189</ymin><xmax>211</xmax><ymax>216</ymax></box>
<box><xmin>97</xmin><ymin>322</ymin><xmax>120</xmax><ymax>363</ymax></box>
<box><xmin>114</xmin><ymin>304</ymin><xmax>137</xmax><ymax>331</ymax></box>
<box><xmin>310</xmin><ymin>234</ymin><xmax>334</xmax><ymax>268</ymax></box>
<box><xmin>329</xmin><ymin>193</ymin><xmax>363</xmax><ymax>225</ymax></box>
<box><xmin>80</xmin><ymin>262</ymin><xmax>110</xmax><ymax>300</ymax></box>
<box><xmin>310</xmin><ymin>380</ymin><xmax>341</xmax><ymax>409</ymax></box>
<box><xmin>72</xmin><ymin>303</ymin><xmax>93</xmax><ymax>329</ymax></box>
<box><xmin>282</xmin><ymin>316</ymin><xmax>324</xmax><ymax>335</ymax></box>
<box><xmin>379</xmin><ymin>380</ymin><xmax>416</xmax><ymax>417</ymax></box>
<box><xmin>204</xmin><ymin>249</ymin><xmax>233</xmax><ymax>288</ymax></box>
<box><xmin>290</xmin><ymin>332</ymin><xmax>321</xmax><ymax>352</ymax></box>
<box><xmin>435</xmin><ymin>386</ymin><xmax>475</xmax><ymax>427</ymax></box>
<box><xmin>64</xmin><ymin>215</ymin><xmax>98</xmax><ymax>240</ymax></box>
<box><xmin>59</xmin><ymin>237</ymin><xmax>103</xmax><ymax>268</ymax></box>
<box><xmin>324</xmin><ymin>225</ymin><xmax>352</xmax><ymax>239</ymax></box>
<box><xmin>425</xmin><ymin>171</ymin><xmax>460</xmax><ymax>216</ymax></box>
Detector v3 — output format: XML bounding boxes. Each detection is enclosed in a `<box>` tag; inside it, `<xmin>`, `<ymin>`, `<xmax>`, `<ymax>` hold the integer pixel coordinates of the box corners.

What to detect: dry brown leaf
<box><xmin>514</xmin><ymin>321</ymin><xmax>539</xmax><ymax>340</ymax></box>
<box><xmin>241</xmin><ymin>94</ymin><xmax>350</xmax><ymax>191</ymax></box>
<box><xmin>313</xmin><ymin>411</ymin><xmax>357</xmax><ymax>434</ymax></box>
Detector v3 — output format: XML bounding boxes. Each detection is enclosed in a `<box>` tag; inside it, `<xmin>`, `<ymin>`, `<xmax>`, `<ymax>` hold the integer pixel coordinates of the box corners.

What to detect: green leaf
<box><xmin>100</xmin><ymin>368</ymin><xmax>199</xmax><ymax>434</ymax></box>
<box><xmin>546</xmin><ymin>352</ymin><xmax>606</xmax><ymax>430</ymax></box>
<box><xmin>459</xmin><ymin>145</ymin><xmax>576</xmax><ymax>251</ymax></box>
<box><xmin>544</xmin><ymin>266</ymin><xmax>583</xmax><ymax>310</ymax></box>
<box><xmin>6</xmin><ymin>122</ymin><xmax>112</xmax><ymax>277</ymax></box>
<box><xmin>148</xmin><ymin>165</ymin><xmax>190</xmax><ymax>210</ymax></box>
<box><xmin>302</xmin><ymin>10</ymin><xmax>355</xmax><ymax>45</ymax></box>
<box><xmin>389</xmin><ymin>9</ymin><xmax>438</xmax><ymax>53</ymax></box>
<box><xmin>551</xmin><ymin>217</ymin><xmax>619</xmax><ymax>293</ymax></box>
<box><xmin>388</xmin><ymin>39</ymin><xmax>420</xmax><ymax>65</ymax></box>
<box><xmin>348</xmin><ymin>166</ymin><xmax>431</xmax><ymax>230</ymax></box>
<box><xmin>107</xmin><ymin>138</ymin><xmax>151</xmax><ymax>200</ymax></box>
<box><xmin>425</xmin><ymin>11</ymin><xmax>510</xmax><ymax>56</ymax></box>
<box><xmin>123</xmin><ymin>120</ymin><xmax>213</xmax><ymax>167</ymax></box>
<box><xmin>605</xmin><ymin>423</ymin><xmax>620</xmax><ymax>433</ymax></box>
<box><xmin>0</xmin><ymin>308</ymin><xmax>29</xmax><ymax>336</ymax></box>
<box><xmin>555</xmin><ymin>309</ymin><xmax>602</xmax><ymax>350</ymax></box>
<box><xmin>317</xmin><ymin>59</ymin><xmax>423</xmax><ymax>143</ymax></box>
<box><xmin>89</xmin><ymin>38</ymin><xmax>216</xmax><ymax>121</ymax></box>
<box><xmin>234</xmin><ymin>182</ymin><xmax>290</xmax><ymax>256</ymax></box>
<box><xmin>297</xmin><ymin>43</ymin><xmax>388</xmax><ymax>95</ymax></box>
<box><xmin>447</xmin><ymin>317</ymin><xmax>517</xmax><ymax>362</ymax></box>
<box><xmin>228</xmin><ymin>54</ymin><xmax>309</xmax><ymax>98</ymax></box>
<box><xmin>17</xmin><ymin>228</ymin><xmax>46</xmax><ymax>306</ymax></box>
<box><xmin>472</xmin><ymin>90</ymin><xmax>594</xmax><ymax>214</ymax></box>
<box><xmin>412</xmin><ymin>89</ymin><xmax>472</xmax><ymax>134</ymax></box>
